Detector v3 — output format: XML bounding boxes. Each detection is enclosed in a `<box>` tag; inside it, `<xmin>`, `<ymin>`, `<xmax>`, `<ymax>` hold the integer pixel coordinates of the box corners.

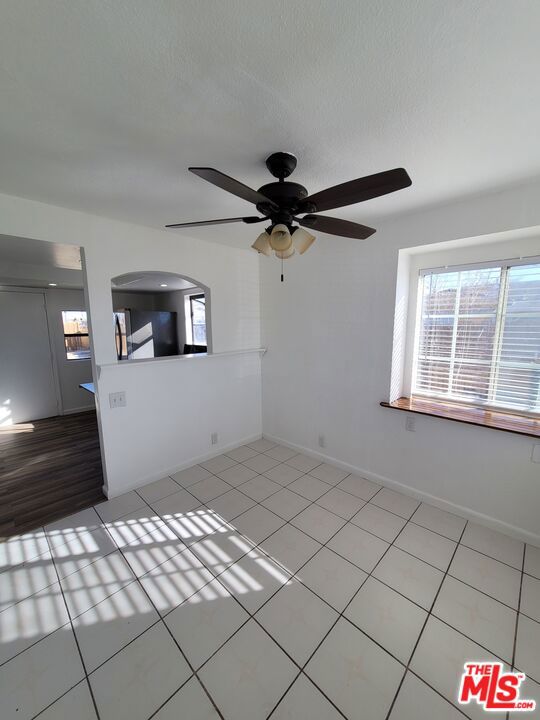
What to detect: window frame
<box><xmin>189</xmin><ymin>293</ymin><xmax>207</xmax><ymax>347</ymax></box>
<box><xmin>62</xmin><ymin>310</ymin><xmax>90</xmax><ymax>361</ymax></box>
<box><xmin>411</xmin><ymin>255</ymin><xmax>540</xmax><ymax>417</ymax></box>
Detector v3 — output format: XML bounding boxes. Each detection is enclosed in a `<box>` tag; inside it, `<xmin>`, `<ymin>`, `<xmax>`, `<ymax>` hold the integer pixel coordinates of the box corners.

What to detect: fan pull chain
<box><xmin>281</xmin><ymin>255</ymin><xmax>284</xmax><ymax>282</ymax></box>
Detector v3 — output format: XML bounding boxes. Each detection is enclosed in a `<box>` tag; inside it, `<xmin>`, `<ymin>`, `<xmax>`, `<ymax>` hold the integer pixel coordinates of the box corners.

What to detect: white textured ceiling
<box><xmin>1</xmin><ymin>1</ymin><xmax>540</xmax><ymax>247</ymax></box>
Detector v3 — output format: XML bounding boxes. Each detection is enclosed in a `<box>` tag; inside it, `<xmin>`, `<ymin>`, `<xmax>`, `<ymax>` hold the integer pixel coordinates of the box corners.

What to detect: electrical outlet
<box><xmin>405</xmin><ymin>416</ymin><xmax>416</xmax><ymax>432</ymax></box>
<box><xmin>318</xmin><ymin>434</ymin><xmax>325</xmax><ymax>448</ymax></box>
<box><xmin>211</xmin><ymin>432</ymin><xmax>218</xmax><ymax>445</ymax></box>
<box><xmin>109</xmin><ymin>391</ymin><xmax>126</xmax><ymax>408</ymax></box>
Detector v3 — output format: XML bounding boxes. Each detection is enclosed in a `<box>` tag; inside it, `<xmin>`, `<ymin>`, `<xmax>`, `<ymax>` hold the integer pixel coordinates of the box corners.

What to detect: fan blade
<box><xmin>166</xmin><ymin>216</ymin><xmax>264</xmax><ymax>229</ymax></box>
<box><xmin>298</xmin><ymin>214</ymin><xmax>376</xmax><ymax>239</ymax></box>
<box><xmin>189</xmin><ymin>167</ymin><xmax>278</xmax><ymax>208</ymax></box>
<box><xmin>299</xmin><ymin>168</ymin><xmax>411</xmax><ymax>213</ymax></box>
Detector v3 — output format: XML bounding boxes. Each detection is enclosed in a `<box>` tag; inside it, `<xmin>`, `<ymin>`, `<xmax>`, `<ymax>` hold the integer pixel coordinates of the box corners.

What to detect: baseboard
<box><xmin>103</xmin><ymin>432</ymin><xmax>263</xmax><ymax>499</ymax></box>
<box><xmin>61</xmin><ymin>405</ymin><xmax>95</xmax><ymax>415</ymax></box>
<box><xmin>262</xmin><ymin>432</ymin><xmax>540</xmax><ymax>547</ymax></box>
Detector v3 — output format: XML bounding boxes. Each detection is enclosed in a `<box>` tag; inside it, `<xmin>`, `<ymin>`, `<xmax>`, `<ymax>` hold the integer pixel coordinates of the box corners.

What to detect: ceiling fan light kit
<box><xmin>251</xmin><ymin>231</ymin><xmax>272</xmax><ymax>256</ymax></box>
<box><xmin>274</xmin><ymin>244</ymin><xmax>295</xmax><ymax>260</ymax></box>
<box><xmin>166</xmin><ymin>152</ymin><xmax>411</xmax><ymax>280</ymax></box>
<box><xmin>292</xmin><ymin>227</ymin><xmax>316</xmax><ymax>254</ymax></box>
<box><xmin>269</xmin><ymin>223</ymin><xmax>292</xmax><ymax>251</ymax></box>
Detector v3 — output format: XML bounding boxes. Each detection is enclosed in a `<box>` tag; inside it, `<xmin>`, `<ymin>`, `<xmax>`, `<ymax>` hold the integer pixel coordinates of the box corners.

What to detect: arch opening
<box><xmin>110</xmin><ymin>271</ymin><xmax>211</xmax><ymax>361</ymax></box>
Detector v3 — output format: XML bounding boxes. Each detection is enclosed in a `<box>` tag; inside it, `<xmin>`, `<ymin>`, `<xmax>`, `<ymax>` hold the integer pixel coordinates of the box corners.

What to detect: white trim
<box><xmin>262</xmin><ymin>432</ymin><xmax>540</xmax><ymax>547</ymax></box>
<box><xmin>61</xmin><ymin>405</ymin><xmax>95</xmax><ymax>415</ymax></box>
<box><xmin>102</xmin><ymin>432</ymin><xmax>263</xmax><ymax>498</ymax></box>
<box><xmin>42</xmin><ymin>291</ymin><xmax>63</xmax><ymax>416</ymax></box>
<box><xmin>407</xmin><ymin>273</ymin><xmax>424</xmax><ymax>398</ymax></box>
<box><xmin>419</xmin><ymin>254</ymin><xmax>540</xmax><ymax>276</ymax></box>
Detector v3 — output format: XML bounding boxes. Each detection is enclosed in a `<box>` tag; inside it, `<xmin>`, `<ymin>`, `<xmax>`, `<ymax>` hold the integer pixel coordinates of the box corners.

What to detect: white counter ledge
<box><xmin>96</xmin><ymin>347</ymin><xmax>266</xmax><ymax>373</ymax></box>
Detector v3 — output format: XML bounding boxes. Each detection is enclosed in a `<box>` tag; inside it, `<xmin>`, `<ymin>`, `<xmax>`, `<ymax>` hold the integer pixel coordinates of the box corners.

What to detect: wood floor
<box><xmin>0</xmin><ymin>411</ymin><xmax>105</xmax><ymax>539</ymax></box>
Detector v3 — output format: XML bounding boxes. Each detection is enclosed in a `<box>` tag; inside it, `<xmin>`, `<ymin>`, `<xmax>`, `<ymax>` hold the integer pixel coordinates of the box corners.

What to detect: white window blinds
<box><xmin>413</xmin><ymin>260</ymin><xmax>540</xmax><ymax>414</ymax></box>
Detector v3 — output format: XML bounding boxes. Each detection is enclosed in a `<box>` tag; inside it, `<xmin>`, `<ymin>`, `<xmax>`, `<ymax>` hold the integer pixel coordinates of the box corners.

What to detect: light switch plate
<box><xmin>109</xmin><ymin>391</ymin><xmax>126</xmax><ymax>408</ymax></box>
<box><xmin>532</xmin><ymin>444</ymin><xmax>540</xmax><ymax>463</ymax></box>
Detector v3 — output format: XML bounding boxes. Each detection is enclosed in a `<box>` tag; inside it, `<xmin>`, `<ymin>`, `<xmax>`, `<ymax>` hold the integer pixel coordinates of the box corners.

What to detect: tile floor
<box><xmin>0</xmin><ymin>439</ymin><xmax>538</xmax><ymax>720</ymax></box>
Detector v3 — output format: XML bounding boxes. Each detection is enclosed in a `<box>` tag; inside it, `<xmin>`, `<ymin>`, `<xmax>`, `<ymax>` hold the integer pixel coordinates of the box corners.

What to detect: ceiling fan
<box><xmin>166</xmin><ymin>152</ymin><xmax>411</xmax><ymax>271</ymax></box>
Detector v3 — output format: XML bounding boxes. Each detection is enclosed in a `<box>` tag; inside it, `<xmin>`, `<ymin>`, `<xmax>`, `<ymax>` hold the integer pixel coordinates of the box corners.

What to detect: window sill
<box><xmin>380</xmin><ymin>396</ymin><xmax>540</xmax><ymax>438</ymax></box>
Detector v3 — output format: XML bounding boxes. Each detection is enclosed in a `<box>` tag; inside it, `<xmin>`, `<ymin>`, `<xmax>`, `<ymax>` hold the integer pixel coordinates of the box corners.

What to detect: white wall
<box><xmin>260</xmin><ymin>179</ymin><xmax>540</xmax><ymax>544</ymax></box>
<box><xmin>0</xmin><ymin>191</ymin><xmax>262</xmax><ymax>497</ymax></box>
<box><xmin>98</xmin><ymin>350</ymin><xmax>262</xmax><ymax>495</ymax></box>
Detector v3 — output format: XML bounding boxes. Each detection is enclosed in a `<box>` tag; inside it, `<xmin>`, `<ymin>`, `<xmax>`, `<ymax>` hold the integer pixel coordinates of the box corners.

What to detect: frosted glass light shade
<box><xmin>269</xmin><ymin>224</ymin><xmax>293</xmax><ymax>251</ymax></box>
<box><xmin>292</xmin><ymin>227</ymin><xmax>316</xmax><ymax>254</ymax></box>
<box><xmin>274</xmin><ymin>245</ymin><xmax>295</xmax><ymax>259</ymax></box>
<box><xmin>251</xmin><ymin>231</ymin><xmax>272</xmax><ymax>256</ymax></box>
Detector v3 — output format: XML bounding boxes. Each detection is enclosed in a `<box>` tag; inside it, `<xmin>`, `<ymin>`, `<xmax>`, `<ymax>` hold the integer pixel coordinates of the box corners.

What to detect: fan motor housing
<box><xmin>256</xmin><ymin>181</ymin><xmax>308</xmax><ymax>218</ymax></box>
<box><xmin>265</xmin><ymin>151</ymin><xmax>297</xmax><ymax>179</ymax></box>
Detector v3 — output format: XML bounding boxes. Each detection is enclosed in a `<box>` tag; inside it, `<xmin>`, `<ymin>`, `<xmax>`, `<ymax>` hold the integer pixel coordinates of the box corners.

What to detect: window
<box><xmin>62</xmin><ymin>310</ymin><xmax>90</xmax><ymax>360</ymax></box>
<box><xmin>189</xmin><ymin>294</ymin><xmax>207</xmax><ymax>346</ymax></box>
<box><xmin>413</xmin><ymin>259</ymin><xmax>540</xmax><ymax>414</ymax></box>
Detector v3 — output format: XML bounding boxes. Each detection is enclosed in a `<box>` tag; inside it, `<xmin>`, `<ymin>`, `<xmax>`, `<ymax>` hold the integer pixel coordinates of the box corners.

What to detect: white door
<box><xmin>0</xmin><ymin>291</ymin><xmax>59</xmax><ymax>424</ymax></box>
